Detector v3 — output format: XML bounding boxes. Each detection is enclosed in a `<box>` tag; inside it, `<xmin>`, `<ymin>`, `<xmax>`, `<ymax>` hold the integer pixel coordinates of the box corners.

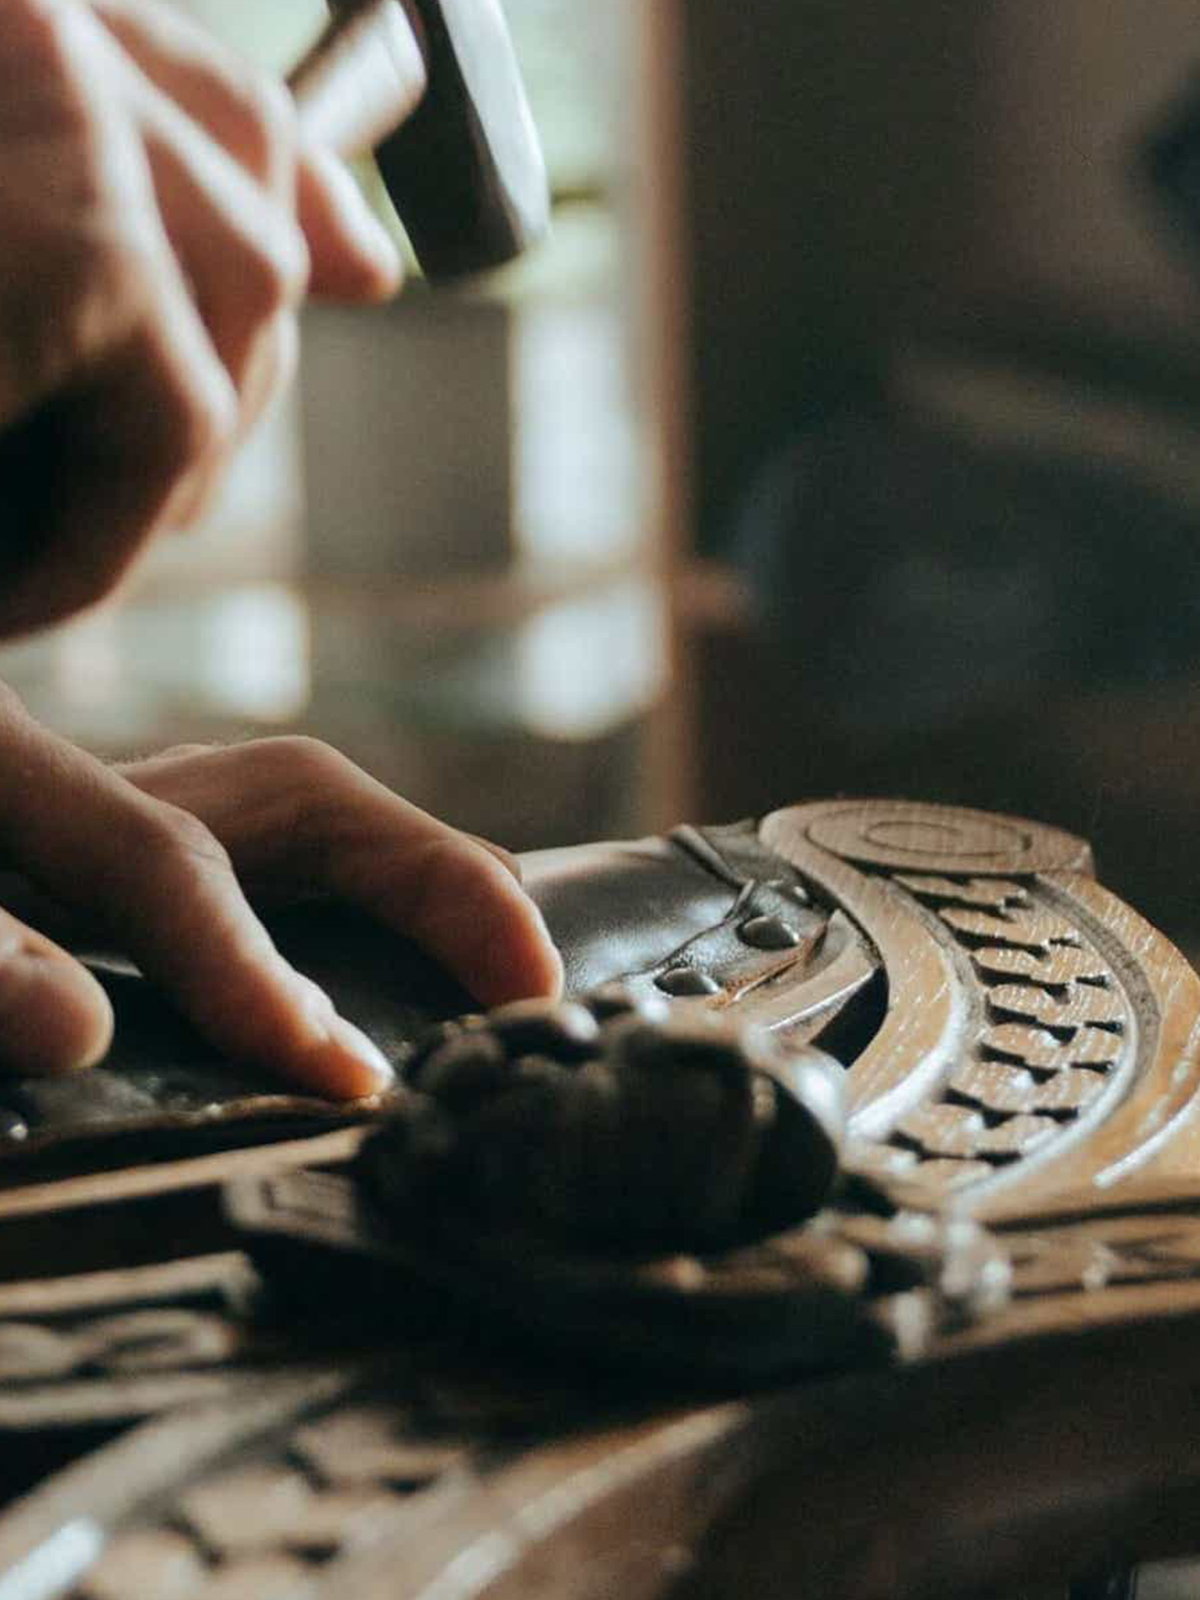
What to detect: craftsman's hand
<box><xmin>0</xmin><ymin>0</ymin><xmax>402</xmax><ymax>637</ymax></box>
<box><xmin>0</xmin><ymin>699</ymin><xmax>563</xmax><ymax>1096</ymax></box>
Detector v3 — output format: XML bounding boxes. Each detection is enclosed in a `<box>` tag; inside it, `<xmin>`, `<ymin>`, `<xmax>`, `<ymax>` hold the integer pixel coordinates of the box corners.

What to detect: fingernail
<box><xmin>0</xmin><ymin>951</ymin><xmax>114</xmax><ymax>1078</ymax></box>
<box><xmin>329</xmin><ymin>1015</ymin><xmax>396</xmax><ymax>1096</ymax></box>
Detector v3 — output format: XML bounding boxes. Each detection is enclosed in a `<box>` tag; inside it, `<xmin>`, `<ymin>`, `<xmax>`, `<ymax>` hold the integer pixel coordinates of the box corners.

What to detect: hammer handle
<box><xmin>288</xmin><ymin>0</ymin><xmax>428</xmax><ymax>162</ymax></box>
<box><xmin>288</xmin><ymin>0</ymin><xmax>549</xmax><ymax>280</ymax></box>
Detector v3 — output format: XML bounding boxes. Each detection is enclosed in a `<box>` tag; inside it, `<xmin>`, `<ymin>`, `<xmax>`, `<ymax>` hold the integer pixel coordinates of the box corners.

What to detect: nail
<box><xmin>328</xmin><ymin>1014</ymin><xmax>396</xmax><ymax>1096</ymax></box>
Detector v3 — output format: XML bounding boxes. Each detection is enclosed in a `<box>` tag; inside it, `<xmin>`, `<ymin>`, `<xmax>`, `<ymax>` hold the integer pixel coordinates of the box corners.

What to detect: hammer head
<box><xmin>367</xmin><ymin>0</ymin><xmax>551</xmax><ymax>279</ymax></box>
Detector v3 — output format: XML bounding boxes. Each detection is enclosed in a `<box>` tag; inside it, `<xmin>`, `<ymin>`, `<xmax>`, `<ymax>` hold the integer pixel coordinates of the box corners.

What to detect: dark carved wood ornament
<box><xmin>4</xmin><ymin>800</ymin><xmax>1200</xmax><ymax>1599</ymax></box>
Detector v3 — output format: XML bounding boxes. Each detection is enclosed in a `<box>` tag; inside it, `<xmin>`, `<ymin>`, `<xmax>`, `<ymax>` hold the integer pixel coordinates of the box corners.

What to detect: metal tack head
<box><xmin>656</xmin><ymin>968</ymin><xmax>722</xmax><ymax>999</ymax></box>
<box><xmin>740</xmin><ymin>915</ymin><xmax>802</xmax><ymax>951</ymax></box>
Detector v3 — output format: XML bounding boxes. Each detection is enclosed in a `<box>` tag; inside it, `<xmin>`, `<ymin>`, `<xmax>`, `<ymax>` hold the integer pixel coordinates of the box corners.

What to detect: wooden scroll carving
<box><xmin>4</xmin><ymin>801</ymin><xmax>1200</xmax><ymax>1600</ymax></box>
<box><xmin>760</xmin><ymin>799</ymin><xmax>1200</xmax><ymax>1210</ymax></box>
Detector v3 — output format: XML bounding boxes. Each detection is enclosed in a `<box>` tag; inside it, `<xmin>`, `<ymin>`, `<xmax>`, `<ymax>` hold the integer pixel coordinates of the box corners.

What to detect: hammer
<box><xmin>288</xmin><ymin>0</ymin><xmax>550</xmax><ymax>280</ymax></box>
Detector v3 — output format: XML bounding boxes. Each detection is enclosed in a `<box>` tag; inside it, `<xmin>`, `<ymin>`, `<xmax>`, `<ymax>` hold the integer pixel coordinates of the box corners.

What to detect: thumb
<box><xmin>0</xmin><ymin>905</ymin><xmax>113</xmax><ymax>1076</ymax></box>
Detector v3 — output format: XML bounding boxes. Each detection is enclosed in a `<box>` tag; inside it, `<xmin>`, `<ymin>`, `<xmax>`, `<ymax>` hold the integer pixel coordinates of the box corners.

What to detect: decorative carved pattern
<box><xmin>37</xmin><ymin>1175</ymin><xmax>1200</xmax><ymax>1600</ymax></box>
<box><xmin>368</xmin><ymin>992</ymin><xmax>844</xmax><ymax>1256</ymax></box>
<box><xmin>0</xmin><ymin>1308</ymin><xmax>241</xmax><ymax>1384</ymax></box>
<box><xmin>225</xmin><ymin>1166</ymin><xmax>1009</xmax><ymax>1383</ymax></box>
<box><xmin>880</xmin><ymin>872</ymin><xmax>1130</xmax><ymax>1193</ymax></box>
<box><xmin>761</xmin><ymin>800</ymin><xmax>1200</xmax><ymax>1208</ymax></box>
<box><xmin>64</xmin><ymin>1384</ymin><xmax>469</xmax><ymax>1600</ymax></box>
<box><xmin>1004</xmin><ymin>1195</ymin><xmax>1200</xmax><ymax>1297</ymax></box>
<box><xmin>0</xmin><ymin>1178</ymin><xmax>1013</xmax><ymax>1600</ymax></box>
<box><xmin>0</xmin><ymin>1257</ymin><xmax>268</xmax><ymax>1434</ymax></box>
<box><xmin>0</xmin><ymin>1363</ymin><xmax>757</xmax><ymax>1600</ymax></box>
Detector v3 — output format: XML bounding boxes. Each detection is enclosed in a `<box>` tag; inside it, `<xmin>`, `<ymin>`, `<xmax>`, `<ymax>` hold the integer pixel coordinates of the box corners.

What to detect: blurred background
<box><xmin>8</xmin><ymin>1</ymin><xmax>1200</xmax><ymax>954</ymax></box>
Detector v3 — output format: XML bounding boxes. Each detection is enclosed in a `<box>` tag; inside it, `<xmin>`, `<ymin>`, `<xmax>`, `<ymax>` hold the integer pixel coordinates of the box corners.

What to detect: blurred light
<box><xmin>514</xmin><ymin>578</ymin><xmax>667</xmax><ymax>738</ymax></box>
<box><xmin>164</xmin><ymin>0</ymin><xmax>325</xmax><ymax>69</ymax></box>
<box><xmin>53</xmin><ymin>610</ymin><xmax>122</xmax><ymax>707</ymax></box>
<box><xmin>513</xmin><ymin>297</ymin><xmax>639</xmax><ymax>564</ymax></box>
<box><xmin>118</xmin><ymin>584</ymin><xmax>311</xmax><ymax>724</ymax></box>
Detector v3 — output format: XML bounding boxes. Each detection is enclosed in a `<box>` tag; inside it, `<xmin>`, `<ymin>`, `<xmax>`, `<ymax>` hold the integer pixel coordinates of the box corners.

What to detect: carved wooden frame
<box><xmin>5</xmin><ymin>800</ymin><xmax>1200</xmax><ymax>1600</ymax></box>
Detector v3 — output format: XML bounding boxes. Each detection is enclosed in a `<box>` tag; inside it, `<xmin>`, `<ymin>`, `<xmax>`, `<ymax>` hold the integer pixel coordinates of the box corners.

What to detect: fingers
<box><xmin>120</xmin><ymin>738</ymin><xmax>564</xmax><ymax>1006</ymax></box>
<box><xmin>92</xmin><ymin>0</ymin><xmax>299</xmax><ymax>191</ymax></box>
<box><xmin>0</xmin><ymin>5</ymin><xmax>240</xmax><ymax>634</ymax></box>
<box><xmin>96</xmin><ymin>3</ymin><xmax>399</xmax><ymax>520</ymax></box>
<box><xmin>0</xmin><ymin>0</ymin><xmax>404</xmax><ymax>638</ymax></box>
<box><xmin>0</xmin><ymin>906</ymin><xmax>112</xmax><ymax>1077</ymax></box>
<box><xmin>129</xmin><ymin>69</ymin><xmax>308</xmax><ymax>406</ymax></box>
<box><xmin>0</xmin><ymin>700</ymin><xmax>393</xmax><ymax>1098</ymax></box>
<box><xmin>0</xmin><ymin>285</ymin><xmax>240</xmax><ymax>634</ymax></box>
<box><xmin>355</xmin><ymin>826</ymin><xmax>564</xmax><ymax>1007</ymax></box>
<box><xmin>298</xmin><ymin>145</ymin><xmax>404</xmax><ymax>301</ymax></box>
<box><xmin>94</xmin><ymin>0</ymin><xmax>402</xmax><ymax>300</ymax></box>
<box><xmin>0</xmin><ymin>721</ymin><xmax>559</xmax><ymax>1092</ymax></box>
<box><xmin>104</xmin><ymin>33</ymin><xmax>308</xmax><ymax>522</ymax></box>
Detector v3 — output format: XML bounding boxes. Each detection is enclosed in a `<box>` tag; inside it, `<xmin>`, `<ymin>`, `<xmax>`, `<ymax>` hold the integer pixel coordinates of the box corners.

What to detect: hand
<box><xmin>0</xmin><ymin>0</ymin><xmax>403</xmax><ymax>637</ymax></box>
<box><xmin>0</xmin><ymin>694</ymin><xmax>563</xmax><ymax>1098</ymax></box>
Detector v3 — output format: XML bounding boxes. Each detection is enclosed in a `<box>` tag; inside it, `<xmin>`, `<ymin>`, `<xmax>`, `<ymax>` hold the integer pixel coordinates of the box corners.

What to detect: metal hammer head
<box><xmin>379</xmin><ymin>0</ymin><xmax>550</xmax><ymax>279</ymax></box>
<box><xmin>293</xmin><ymin>0</ymin><xmax>550</xmax><ymax>281</ymax></box>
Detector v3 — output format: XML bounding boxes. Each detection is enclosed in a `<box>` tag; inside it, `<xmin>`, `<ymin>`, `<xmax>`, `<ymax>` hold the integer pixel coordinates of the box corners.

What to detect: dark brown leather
<box><xmin>520</xmin><ymin>836</ymin><xmax>737</xmax><ymax>994</ymax></box>
<box><xmin>0</xmin><ymin>822</ymin><xmax>823</xmax><ymax>1163</ymax></box>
